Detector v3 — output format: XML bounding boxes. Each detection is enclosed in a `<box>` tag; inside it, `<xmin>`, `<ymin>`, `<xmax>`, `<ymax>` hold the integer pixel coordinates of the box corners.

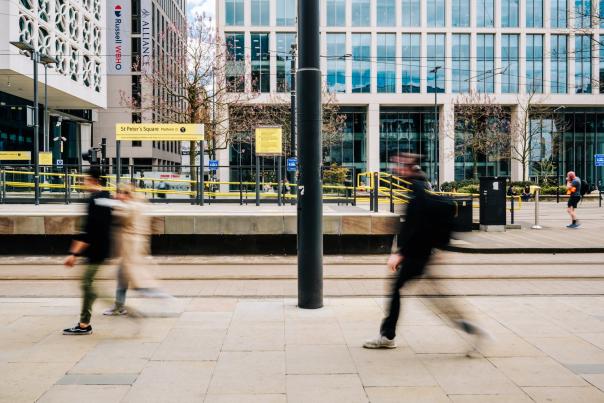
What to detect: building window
<box><xmin>427</xmin><ymin>0</ymin><xmax>445</xmax><ymax>26</ymax></box>
<box><xmin>601</xmin><ymin>0</ymin><xmax>604</xmax><ymax>27</ymax></box>
<box><xmin>401</xmin><ymin>0</ymin><xmax>420</xmax><ymax>26</ymax></box>
<box><xmin>276</xmin><ymin>33</ymin><xmax>296</xmax><ymax>92</ymax></box>
<box><xmin>501</xmin><ymin>0</ymin><xmax>519</xmax><ymax>27</ymax></box>
<box><xmin>550</xmin><ymin>0</ymin><xmax>567</xmax><ymax>27</ymax></box>
<box><xmin>251</xmin><ymin>0</ymin><xmax>269</xmax><ymax>26</ymax></box>
<box><xmin>352</xmin><ymin>33</ymin><xmax>371</xmax><ymax>93</ymax></box>
<box><xmin>327</xmin><ymin>33</ymin><xmax>346</xmax><ymax>92</ymax></box>
<box><xmin>551</xmin><ymin>35</ymin><xmax>567</xmax><ymax>93</ymax></box>
<box><xmin>402</xmin><ymin>34</ymin><xmax>421</xmax><ymax>93</ymax></box>
<box><xmin>575</xmin><ymin>0</ymin><xmax>591</xmax><ymax>28</ymax></box>
<box><xmin>377</xmin><ymin>34</ymin><xmax>396</xmax><ymax>93</ymax></box>
<box><xmin>276</xmin><ymin>0</ymin><xmax>296</xmax><ymax>26</ymax></box>
<box><xmin>476</xmin><ymin>34</ymin><xmax>495</xmax><ymax>93</ymax></box>
<box><xmin>327</xmin><ymin>0</ymin><xmax>346</xmax><ymax>26</ymax></box>
<box><xmin>226</xmin><ymin>33</ymin><xmax>245</xmax><ymax>92</ymax></box>
<box><xmin>325</xmin><ymin>108</ymin><xmax>367</xmax><ymax>171</ymax></box>
<box><xmin>380</xmin><ymin>108</ymin><xmax>439</xmax><ymax>181</ymax></box>
<box><xmin>476</xmin><ymin>0</ymin><xmax>494</xmax><ymax>27</ymax></box>
<box><xmin>452</xmin><ymin>34</ymin><xmax>470</xmax><ymax>93</ymax></box>
<box><xmin>501</xmin><ymin>34</ymin><xmax>519</xmax><ymax>93</ymax></box>
<box><xmin>526</xmin><ymin>0</ymin><xmax>543</xmax><ymax>27</ymax></box>
<box><xmin>452</xmin><ymin>0</ymin><xmax>470</xmax><ymax>27</ymax></box>
<box><xmin>575</xmin><ymin>35</ymin><xmax>592</xmax><ymax>94</ymax></box>
<box><xmin>376</xmin><ymin>0</ymin><xmax>396</xmax><ymax>26</ymax></box>
<box><xmin>427</xmin><ymin>34</ymin><xmax>445</xmax><ymax>93</ymax></box>
<box><xmin>352</xmin><ymin>0</ymin><xmax>370</xmax><ymax>26</ymax></box>
<box><xmin>225</xmin><ymin>0</ymin><xmax>244</xmax><ymax>26</ymax></box>
<box><xmin>526</xmin><ymin>35</ymin><xmax>543</xmax><ymax>93</ymax></box>
<box><xmin>251</xmin><ymin>33</ymin><xmax>270</xmax><ymax>92</ymax></box>
<box><xmin>600</xmin><ymin>43</ymin><xmax>604</xmax><ymax>93</ymax></box>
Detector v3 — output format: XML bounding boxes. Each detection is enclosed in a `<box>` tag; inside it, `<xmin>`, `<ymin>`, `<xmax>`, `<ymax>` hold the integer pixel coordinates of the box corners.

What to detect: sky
<box><xmin>187</xmin><ymin>0</ymin><xmax>215</xmax><ymax>19</ymax></box>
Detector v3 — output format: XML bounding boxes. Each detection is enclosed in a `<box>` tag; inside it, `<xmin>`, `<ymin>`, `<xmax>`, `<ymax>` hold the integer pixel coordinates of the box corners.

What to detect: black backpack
<box><xmin>581</xmin><ymin>179</ymin><xmax>590</xmax><ymax>196</ymax></box>
<box><xmin>424</xmin><ymin>193</ymin><xmax>457</xmax><ymax>248</ymax></box>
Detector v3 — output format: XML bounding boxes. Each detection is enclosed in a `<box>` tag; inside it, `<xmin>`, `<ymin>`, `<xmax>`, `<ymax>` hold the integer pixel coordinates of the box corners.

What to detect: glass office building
<box><xmin>218</xmin><ymin>0</ymin><xmax>604</xmax><ymax>186</ymax></box>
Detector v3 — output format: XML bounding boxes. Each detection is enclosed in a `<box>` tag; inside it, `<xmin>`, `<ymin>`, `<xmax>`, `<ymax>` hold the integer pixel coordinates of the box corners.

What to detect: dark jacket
<box><xmin>75</xmin><ymin>190</ymin><xmax>113</xmax><ymax>263</ymax></box>
<box><xmin>397</xmin><ymin>176</ymin><xmax>433</xmax><ymax>258</ymax></box>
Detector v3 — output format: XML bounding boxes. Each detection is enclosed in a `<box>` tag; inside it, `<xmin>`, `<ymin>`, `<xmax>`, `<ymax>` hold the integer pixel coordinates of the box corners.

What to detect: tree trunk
<box><xmin>472</xmin><ymin>149</ymin><xmax>479</xmax><ymax>179</ymax></box>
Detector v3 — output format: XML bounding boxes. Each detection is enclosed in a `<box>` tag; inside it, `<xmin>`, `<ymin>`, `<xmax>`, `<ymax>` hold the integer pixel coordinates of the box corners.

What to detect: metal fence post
<box><xmin>373</xmin><ymin>172</ymin><xmax>379</xmax><ymax>213</ymax></box>
<box><xmin>1</xmin><ymin>168</ymin><xmax>5</xmax><ymax>204</ymax></box>
<box><xmin>255</xmin><ymin>156</ymin><xmax>260</xmax><ymax>206</ymax></box>
<box><xmin>277</xmin><ymin>156</ymin><xmax>282</xmax><ymax>206</ymax></box>
<box><xmin>389</xmin><ymin>177</ymin><xmax>394</xmax><ymax>213</ymax></box>
<box><xmin>531</xmin><ymin>187</ymin><xmax>542</xmax><ymax>229</ymax></box>
<box><xmin>63</xmin><ymin>165</ymin><xmax>68</xmax><ymax>205</ymax></box>
<box><xmin>239</xmin><ymin>166</ymin><xmax>243</xmax><ymax>205</ymax></box>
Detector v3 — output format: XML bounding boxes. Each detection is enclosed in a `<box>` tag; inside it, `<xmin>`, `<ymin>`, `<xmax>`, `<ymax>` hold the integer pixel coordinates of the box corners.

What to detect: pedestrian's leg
<box><xmin>115</xmin><ymin>265</ymin><xmax>128</xmax><ymax>308</ymax></box>
<box><xmin>80</xmin><ymin>264</ymin><xmax>101</xmax><ymax>325</ymax></box>
<box><xmin>380</xmin><ymin>258</ymin><xmax>427</xmax><ymax>340</ymax></box>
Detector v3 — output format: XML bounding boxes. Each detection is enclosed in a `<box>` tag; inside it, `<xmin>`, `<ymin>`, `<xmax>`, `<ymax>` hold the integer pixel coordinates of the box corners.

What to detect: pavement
<box><xmin>451</xmin><ymin>200</ymin><xmax>604</xmax><ymax>253</ymax></box>
<box><xmin>2</xmin><ymin>253</ymin><xmax>604</xmax><ymax>401</ymax></box>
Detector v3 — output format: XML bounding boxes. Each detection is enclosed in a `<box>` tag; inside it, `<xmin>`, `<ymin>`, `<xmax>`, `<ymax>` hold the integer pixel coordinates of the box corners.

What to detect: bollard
<box><xmin>531</xmin><ymin>187</ymin><xmax>542</xmax><ymax>229</ymax></box>
<box><xmin>510</xmin><ymin>194</ymin><xmax>515</xmax><ymax>224</ymax></box>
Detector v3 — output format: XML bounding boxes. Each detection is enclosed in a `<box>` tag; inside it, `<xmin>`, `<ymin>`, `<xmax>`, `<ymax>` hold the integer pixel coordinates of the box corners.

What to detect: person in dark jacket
<box><xmin>364</xmin><ymin>153</ymin><xmax>486</xmax><ymax>350</ymax></box>
<box><xmin>63</xmin><ymin>166</ymin><xmax>113</xmax><ymax>335</ymax></box>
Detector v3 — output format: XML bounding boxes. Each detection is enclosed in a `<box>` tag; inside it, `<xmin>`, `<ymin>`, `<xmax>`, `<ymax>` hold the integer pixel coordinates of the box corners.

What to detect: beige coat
<box><xmin>114</xmin><ymin>200</ymin><xmax>157</xmax><ymax>289</ymax></box>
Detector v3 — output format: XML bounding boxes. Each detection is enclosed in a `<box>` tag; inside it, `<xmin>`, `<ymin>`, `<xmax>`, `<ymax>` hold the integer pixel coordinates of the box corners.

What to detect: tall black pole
<box><xmin>290</xmin><ymin>44</ymin><xmax>297</xmax><ymax>196</ymax></box>
<box><xmin>32</xmin><ymin>51</ymin><xmax>40</xmax><ymax>205</ymax></box>
<box><xmin>297</xmin><ymin>0</ymin><xmax>323</xmax><ymax>309</ymax></box>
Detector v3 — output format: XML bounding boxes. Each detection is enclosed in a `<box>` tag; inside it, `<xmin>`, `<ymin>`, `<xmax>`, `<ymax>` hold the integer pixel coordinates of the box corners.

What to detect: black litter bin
<box><xmin>453</xmin><ymin>197</ymin><xmax>473</xmax><ymax>232</ymax></box>
<box><xmin>479</xmin><ymin>176</ymin><xmax>507</xmax><ymax>230</ymax></box>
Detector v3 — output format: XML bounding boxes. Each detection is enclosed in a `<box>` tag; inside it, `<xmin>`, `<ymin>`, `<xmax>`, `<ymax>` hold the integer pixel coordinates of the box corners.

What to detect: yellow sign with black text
<box><xmin>255</xmin><ymin>127</ymin><xmax>283</xmax><ymax>155</ymax></box>
<box><xmin>116</xmin><ymin>124</ymin><xmax>204</xmax><ymax>141</ymax></box>
<box><xmin>0</xmin><ymin>151</ymin><xmax>31</xmax><ymax>161</ymax></box>
<box><xmin>39</xmin><ymin>152</ymin><xmax>53</xmax><ymax>165</ymax></box>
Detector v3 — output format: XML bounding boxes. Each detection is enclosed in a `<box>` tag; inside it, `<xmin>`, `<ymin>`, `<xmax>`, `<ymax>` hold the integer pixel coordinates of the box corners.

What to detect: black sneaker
<box><xmin>63</xmin><ymin>324</ymin><xmax>93</xmax><ymax>335</ymax></box>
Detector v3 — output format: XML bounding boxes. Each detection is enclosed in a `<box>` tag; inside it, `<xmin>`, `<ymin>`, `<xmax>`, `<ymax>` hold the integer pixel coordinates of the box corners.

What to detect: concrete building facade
<box><xmin>0</xmin><ymin>0</ymin><xmax>106</xmax><ymax>164</ymax></box>
<box><xmin>217</xmin><ymin>0</ymin><xmax>604</xmax><ymax>187</ymax></box>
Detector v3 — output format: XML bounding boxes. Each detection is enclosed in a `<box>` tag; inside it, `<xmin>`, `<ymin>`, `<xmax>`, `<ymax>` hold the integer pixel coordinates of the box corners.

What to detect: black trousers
<box><xmin>380</xmin><ymin>255</ymin><xmax>430</xmax><ymax>340</ymax></box>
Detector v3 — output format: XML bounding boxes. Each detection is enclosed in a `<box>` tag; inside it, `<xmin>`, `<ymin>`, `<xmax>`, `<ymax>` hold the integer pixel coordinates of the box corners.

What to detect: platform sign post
<box><xmin>255</xmin><ymin>127</ymin><xmax>283</xmax><ymax>206</ymax></box>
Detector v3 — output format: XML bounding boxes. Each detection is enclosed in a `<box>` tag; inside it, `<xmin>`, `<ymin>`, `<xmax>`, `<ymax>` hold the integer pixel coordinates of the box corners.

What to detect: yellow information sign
<box><xmin>39</xmin><ymin>152</ymin><xmax>53</xmax><ymax>165</ymax></box>
<box><xmin>116</xmin><ymin>124</ymin><xmax>204</xmax><ymax>141</ymax></box>
<box><xmin>0</xmin><ymin>151</ymin><xmax>31</xmax><ymax>160</ymax></box>
<box><xmin>255</xmin><ymin>127</ymin><xmax>283</xmax><ymax>155</ymax></box>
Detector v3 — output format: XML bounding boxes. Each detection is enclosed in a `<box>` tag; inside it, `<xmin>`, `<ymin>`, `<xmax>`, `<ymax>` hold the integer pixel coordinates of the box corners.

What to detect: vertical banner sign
<box><xmin>107</xmin><ymin>0</ymin><xmax>131</xmax><ymax>74</ymax></box>
<box><xmin>140</xmin><ymin>0</ymin><xmax>153</xmax><ymax>76</ymax></box>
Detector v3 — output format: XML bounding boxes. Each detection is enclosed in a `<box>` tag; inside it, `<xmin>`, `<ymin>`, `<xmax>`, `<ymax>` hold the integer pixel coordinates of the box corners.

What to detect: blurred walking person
<box><xmin>363</xmin><ymin>153</ymin><xmax>485</xmax><ymax>351</ymax></box>
<box><xmin>63</xmin><ymin>167</ymin><xmax>112</xmax><ymax>335</ymax></box>
<box><xmin>103</xmin><ymin>184</ymin><xmax>171</xmax><ymax>316</ymax></box>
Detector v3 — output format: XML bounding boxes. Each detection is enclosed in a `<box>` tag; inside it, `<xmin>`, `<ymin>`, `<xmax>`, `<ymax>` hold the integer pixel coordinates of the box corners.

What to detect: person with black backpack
<box><xmin>363</xmin><ymin>153</ymin><xmax>486</xmax><ymax>351</ymax></box>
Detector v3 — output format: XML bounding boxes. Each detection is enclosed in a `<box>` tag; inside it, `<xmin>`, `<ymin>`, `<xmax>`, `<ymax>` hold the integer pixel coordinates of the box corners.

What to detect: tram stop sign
<box><xmin>209</xmin><ymin>160</ymin><xmax>219</xmax><ymax>171</ymax></box>
<box><xmin>287</xmin><ymin>157</ymin><xmax>297</xmax><ymax>172</ymax></box>
<box><xmin>596</xmin><ymin>154</ymin><xmax>604</xmax><ymax>167</ymax></box>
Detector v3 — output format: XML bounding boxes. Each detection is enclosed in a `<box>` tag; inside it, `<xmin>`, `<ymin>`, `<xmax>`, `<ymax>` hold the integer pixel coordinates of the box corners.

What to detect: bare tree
<box><xmin>511</xmin><ymin>92</ymin><xmax>568</xmax><ymax>182</ymax></box>
<box><xmin>227</xmin><ymin>87</ymin><xmax>346</xmax><ymax>158</ymax></box>
<box><xmin>453</xmin><ymin>91</ymin><xmax>511</xmax><ymax>179</ymax></box>
<box><xmin>121</xmin><ymin>13</ymin><xmax>254</xmax><ymax>181</ymax></box>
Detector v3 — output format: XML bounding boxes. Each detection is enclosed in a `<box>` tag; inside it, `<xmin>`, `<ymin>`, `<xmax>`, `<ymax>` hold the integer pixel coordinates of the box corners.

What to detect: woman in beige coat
<box><xmin>104</xmin><ymin>184</ymin><xmax>170</xmax><ymax>316</ymax></box>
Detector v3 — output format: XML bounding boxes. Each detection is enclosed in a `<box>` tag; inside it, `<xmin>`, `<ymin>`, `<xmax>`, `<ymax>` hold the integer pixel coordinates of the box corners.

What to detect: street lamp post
<box><xmin>290</xmin><ymin>43</ymin><xmax>297</xmax><ymax>196</ymax></box>
<box><xmin>430</xmin><ymin>66</ymin><xmax>442</xmax><ymax>189</ymax></box>
<box><xmin>10</xmin><ymin>42</ymin><xmax>42</xmax><ymax>205</ymax></box>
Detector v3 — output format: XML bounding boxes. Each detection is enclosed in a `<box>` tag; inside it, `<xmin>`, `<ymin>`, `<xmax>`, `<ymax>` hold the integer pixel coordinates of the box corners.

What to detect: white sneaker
<box><xmin>363</xmin><ymin>335</ymin><xmax>397</xmax><ymax>349</ymax></box>
<box><xmin>103</xmin><ymin>306</ymin><xmax>128</xmax><ymax>316</ymax></box>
